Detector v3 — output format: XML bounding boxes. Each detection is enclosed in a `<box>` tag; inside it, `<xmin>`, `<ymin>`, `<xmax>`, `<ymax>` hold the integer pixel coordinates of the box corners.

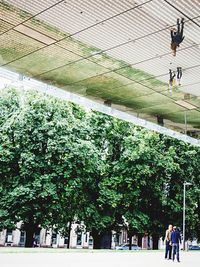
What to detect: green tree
<box><xmin>1</xmin><ymin>87</ymin><xmax>200</xmax><ymax>250</ymax></box>
<box><xmin>0</xmin><ymin>88</ymin><xmax>95</xmax><ymax>247</ymax></box>
<box><xmin>111</xmin><ymin>130</ymin><xmax>172</xmax><ymax>249</ymax></box>
<box><xmin>75</xmin><ymin>112</ymin><xmax>133</xmax><ymax>248</ymax></box>
<box><xmin>161</xmin><ymin>138</ymin><xmax>200</xmax><ymax>241</ymax></box>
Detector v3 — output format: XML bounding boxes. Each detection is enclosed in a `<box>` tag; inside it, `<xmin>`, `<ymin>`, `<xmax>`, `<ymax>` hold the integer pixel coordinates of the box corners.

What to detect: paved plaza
<box><xmin>0</xmin><ymin>250</ymin><xmax>199</xmax><ymax>267</ymax></box>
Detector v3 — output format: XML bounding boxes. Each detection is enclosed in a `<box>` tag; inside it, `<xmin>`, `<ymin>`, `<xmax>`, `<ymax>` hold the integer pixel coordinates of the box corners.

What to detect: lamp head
<box><xmin>184</xmin><ymin>182</ymin><xmax>192</xmax><ymax>186</ymax></box>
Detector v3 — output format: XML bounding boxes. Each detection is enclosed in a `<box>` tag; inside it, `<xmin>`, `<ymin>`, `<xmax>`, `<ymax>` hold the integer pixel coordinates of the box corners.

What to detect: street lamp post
<box><xmin>183</xmin><ymin>182</ymin><xmax>192</xmax><ymax>251</ymax></box>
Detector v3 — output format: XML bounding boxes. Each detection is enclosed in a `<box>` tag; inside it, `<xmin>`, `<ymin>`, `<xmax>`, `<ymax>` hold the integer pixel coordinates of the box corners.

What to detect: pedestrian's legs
<box><xmin>179</xmin><ymin>67</ymin><xmax>182</xmax><ymax>79</ymax></box>
<box><xmin>165</xmin><ymin>241</ymin><xmax>169</xmax><ymax>259</ymax></box>
<box><xmin>181</xmin><ymin>18</ymin><xmax>184</xmax><ymax>37</ymax></box>
<box><xmin>172</xmin><ymin>72</ymin><xmax>176</xmax><ymax>87</ymax></box>
<box><xmin>169</xmin><ymin>69</ymin><xmax>173</xmax><ymax>82</ymax></box>
<box><xmin>169</xmin><ymin>244</ymin><xmax>172</xmax><ymax>259</ymax></box>
<box><xmin>177</xmin><ymin>18</ymin><xmax>180</xmax><ymax>33</ymax></box>
<box><xmin>172</xmin><ymin>244</ymin><xmax>176</xmax><ymax>261</ymax></box>
<box><xmin>169</xmin><ymin>69</ymin><xmax>173</xmax><ymax>91</ymax></box>
<box><xmin>177</xmin><ymin>67</ymin><xmax>182</xmax><ymax>85</ymax></box>
<box><xmin>176</xmin><ymin>244</ymin><xmax>180</xmax><ymax>262</ymax></box>
<box><xmin>177</xmin><ymin>68</ymin><xmax>180</xmax><ymax>79</ymax></box>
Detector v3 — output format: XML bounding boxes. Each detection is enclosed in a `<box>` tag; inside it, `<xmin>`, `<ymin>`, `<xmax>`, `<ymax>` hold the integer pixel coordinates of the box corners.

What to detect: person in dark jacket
<box><xmin>171</xmin><ymin>18</ymin><xmax>185</xmax><ymax>56</ymax></box>
<box><xmin>171</xmin><ymin>226</ymin><xmax>181</xmax><ymax>262</ymax></box>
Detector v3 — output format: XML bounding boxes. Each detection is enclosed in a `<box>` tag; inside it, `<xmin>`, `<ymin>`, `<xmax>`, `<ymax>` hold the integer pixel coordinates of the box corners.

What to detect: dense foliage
<box><xmin>0</xmin><ymin>88</ymin><xmax>199</xmax><ymax>248</ymax></box>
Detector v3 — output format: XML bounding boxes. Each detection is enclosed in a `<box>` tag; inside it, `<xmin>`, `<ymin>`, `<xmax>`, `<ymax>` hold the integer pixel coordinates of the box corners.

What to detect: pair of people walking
<box><xmin>165</xmin><ymin>224</ymin><xmax>181</xmax><ymax>262</ymax></box>
<box><xmin>168</xmin><ymin>67</ymin><xmax>182</xmax><ymax>92</ymax></box>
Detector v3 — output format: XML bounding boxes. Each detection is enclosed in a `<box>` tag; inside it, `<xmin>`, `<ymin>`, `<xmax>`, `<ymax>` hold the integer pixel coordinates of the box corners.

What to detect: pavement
<box><xmin>0</xmin><ymin>250</ymin><xmax>199</xmax><ymax>267</ymax></box>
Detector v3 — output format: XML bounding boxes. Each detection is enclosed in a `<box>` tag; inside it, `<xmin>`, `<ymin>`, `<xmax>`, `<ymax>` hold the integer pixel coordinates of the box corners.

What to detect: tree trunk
<box><xmin>92</xmin><ymin>230</ymin><xmax>101</xmax><ymax>249</ymax></box>
<box><xmin>92</xmin><ymin>230</ymin><xmax>112</xmax><ymax>249</ymax></box>
<box><xmin>24</xmin><ymin>224</ymin><xmax>36</xmax><ymax>248</ymax></box>
<box><xmin>137</xmin><ymin>233</ymin><xmax>143</xmax><ymax>248</ymax></box>
<box><xmin>67</xmin><ymin>221</ymin><xmax>72</xmax><ymax>249</ymax></box>
<box><xmin>152</xmin><ymin>234</ymin><xmax>159</xmax><ymax>250</ymax></box>
<box><xmin>128</xmin><ymin>233</ymin><xmax>133</xmax><ymax>250</ymax></box>
<box><xmin>100</xmin><ymin>231</ymin><xmax>112</xmax><ymax>249</ymax></box>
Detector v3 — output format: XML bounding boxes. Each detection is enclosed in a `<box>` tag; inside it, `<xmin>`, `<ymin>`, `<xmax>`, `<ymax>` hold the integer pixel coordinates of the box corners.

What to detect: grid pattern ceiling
<box><xmin>0</xmin><ymin>0</ymin><xmax>200</xmax><ymax>138</ymax></box>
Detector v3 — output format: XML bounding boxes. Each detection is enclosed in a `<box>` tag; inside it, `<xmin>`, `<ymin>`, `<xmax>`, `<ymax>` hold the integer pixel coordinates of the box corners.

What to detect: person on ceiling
<box><xmin>177</xmin><ymin>67</ymin><xmax>182</xmax><ymax>86</ymax></box>
<box><xmin>168</xmin><ymin>69</ymin><xmax>176</xmax><ymax>92</ymax></box>
<box><xmin>171</xmin><ymin>18</ymin><xmax>185</xmax><ymax>56</ymax></box>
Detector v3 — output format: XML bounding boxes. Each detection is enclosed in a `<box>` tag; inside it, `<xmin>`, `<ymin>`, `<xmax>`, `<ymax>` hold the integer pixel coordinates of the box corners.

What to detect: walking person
<box><xmin>171</xmin><ymin>18</ymin><xmax>185</xmax><ymax>56</ymax></box>
<box><xmin>177</xmin><ymin>67</ymin><xmax>182</xmax><ymax>86</ymax></box>
<box><xmin>164</xmin><ymin>224</ymin><xmax>173</xmax><ymax>260</ymax></box>
<box><xmin>168</xmin><ymin>69</ymin><xmax>176</xmax><ymax>92</ymax></box>
<box><xmin>171</xmin><ymin>226</ymin><xmax>181</xmax><ymax>262</ymax></box>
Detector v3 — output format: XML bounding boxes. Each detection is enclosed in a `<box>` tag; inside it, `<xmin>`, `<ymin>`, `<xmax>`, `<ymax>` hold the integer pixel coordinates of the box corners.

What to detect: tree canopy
<box><xmin>0</xmin><ymin>87</ymin><xmax>199</xmax><ymax>248</ymax></box>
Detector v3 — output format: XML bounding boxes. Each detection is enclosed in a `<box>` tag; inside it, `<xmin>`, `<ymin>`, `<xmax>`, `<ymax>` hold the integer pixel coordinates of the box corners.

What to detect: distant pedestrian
<box><xmin>171</xmin><ymin>18</ymin><xmax>185</xmax><ymax>56</ymax></box>
<box><xmin>171</xmin><ymin>226</ymin><xmax>181</xmax><ymax>262</ymax></box>
<box><xmin>177</xmin><ymin>67</ymin><xmax>182</xmax><ymax>86</ymax></box>
<box><xmin>164</xmin><ymin>224</ymin><xmax>173</xmax><ymax>260</ymax></box>
<box><xmin>168</xmin><ymin>69</ymin><xmax>176</xmax><ymax>92</ymax></box>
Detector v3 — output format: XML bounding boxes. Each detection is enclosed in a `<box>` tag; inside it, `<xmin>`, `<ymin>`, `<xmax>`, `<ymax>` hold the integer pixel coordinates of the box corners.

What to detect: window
<box><xmin>6</xmin><ymin>230</ymin><xmax>13</xmax><ymax>243</ymax></box>
<box><xmin>89</xmin><ymin>236</ymin><xmax>93</xmax><ymax>246</ymax></box>
<box><xmin>85</xmin><ymin>233</ymin><xmax>88</xmax><ymax>243</ymax></box>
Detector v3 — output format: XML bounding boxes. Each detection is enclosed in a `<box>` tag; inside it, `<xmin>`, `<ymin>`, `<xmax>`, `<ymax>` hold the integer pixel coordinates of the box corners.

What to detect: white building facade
<box><xmin>0</xmin><ymin>224</ymin><xmax>158</xmax><ymax>249</ymax></box>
